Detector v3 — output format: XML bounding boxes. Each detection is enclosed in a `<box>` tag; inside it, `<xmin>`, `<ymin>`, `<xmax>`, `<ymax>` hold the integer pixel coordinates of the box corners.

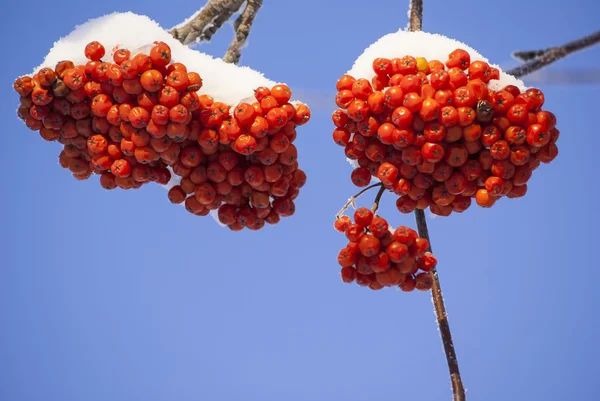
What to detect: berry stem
<box><xmin>223</xmin><ymin>0</ymin><xmax>263</xmax><ymax>64</ymax></box>
<box><xmin>508</xmin><ymin>30</ymin><xmax>600</xmax><ymax>78</ymax></box>
<box><xmin>414</xmin><ymin>208</ymin><xmax>466</xmax><ymax>401</ymax></box>
<box><xmin>336</xmin><ymin>183</ymin><xmax>383</xmax><ymax>219</ymax></box>
<box><xmin>170</xmin><ymin>0</ymin><xmax>245</xmax><ymax>45</ymax></box>
<box><xmin>371</xmin><ymin>184</ymin><xmax>387</xmax><ymax>214</ymax></box>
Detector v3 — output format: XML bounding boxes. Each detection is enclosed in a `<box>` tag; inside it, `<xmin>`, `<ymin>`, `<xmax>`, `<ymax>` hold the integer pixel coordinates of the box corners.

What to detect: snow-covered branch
<box><xmin>509</xmin><ymin>30</ymin><xmax>600</xmax><ymax>78</ymax></box>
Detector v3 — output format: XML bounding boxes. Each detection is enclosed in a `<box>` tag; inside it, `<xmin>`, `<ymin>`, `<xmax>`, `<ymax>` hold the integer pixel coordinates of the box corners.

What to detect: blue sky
<box><xmin>1</xmin><ymin>0</ymin><xmax>600</xmax><ymax>400</ymax></box>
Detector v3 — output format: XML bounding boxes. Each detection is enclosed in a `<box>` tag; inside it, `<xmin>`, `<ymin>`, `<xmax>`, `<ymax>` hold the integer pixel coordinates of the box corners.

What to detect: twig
<box><xmin>407</xmin><ymin>0</ymin><xmax>423</xmax><ymax>31</ymax></box>
<box><xmin>414</xmin><ymin>209</ymin><xmax>466</xmax><ymax>401</ymax></box>
<box><xmin>371</xmin><ymin>185</ymin><xmax>387</xmax><ymax>214</ymax></box>
<box><xmin>519</xmin><ymin>68</ymin><xmax>600</xmax><ymax>84</ymax></box>
<box><xmin>169</xmin><ymin>0</ymin><xmax>245</xmax><ymax>46</ymax></box>
<box><xmin>407</xmin><ymin>2</ymin><xmax>466</xmax><ymax>401</ymax></box>
<box><xmin>336</xmin><ymin>183</ymin><xmax>383</xmax><ymax>220</ymax></box>
<box><xmin>223</xmin><ymin>0</ymin><xmax>263</xmax><ymax>64</ymax></box>
<box><xmin>508</xmin><ymin>30</ymin><xmax>600</xmax><ymax>78</ymax></box>
<box><xmin>511</xmin><ymin>49</ymin><xmax>547</xmax><ymax>62</ymax></box>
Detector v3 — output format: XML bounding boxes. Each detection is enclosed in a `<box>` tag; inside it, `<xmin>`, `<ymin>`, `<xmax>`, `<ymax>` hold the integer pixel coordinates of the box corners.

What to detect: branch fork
<box><xmin>169</xmin><ymin>0</ymin><xmax>263</xmax><ymax>65</ymax></box>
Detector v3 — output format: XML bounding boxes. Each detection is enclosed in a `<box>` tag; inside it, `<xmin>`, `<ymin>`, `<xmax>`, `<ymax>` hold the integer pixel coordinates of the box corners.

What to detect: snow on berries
<box><xmin>334</xmin><ymin>210</ymin><xmax>436</xmax><ymax>291</ymax></box>
<box><xmin>13</xmin><ymin>13</ymin><xmax>311</xmax><ymax>231</ymax></box>
<box><xmin>332</xmin><ymin>44</ymin><xmax>559</xmax><ymax>216</ymax></box>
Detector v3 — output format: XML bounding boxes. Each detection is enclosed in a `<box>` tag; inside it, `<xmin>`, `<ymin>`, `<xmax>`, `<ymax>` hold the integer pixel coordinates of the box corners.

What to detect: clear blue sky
<box><xmin>1</xmin><ymin>1</ymin><xmax>599</xmax><ymax>400</ymax></box>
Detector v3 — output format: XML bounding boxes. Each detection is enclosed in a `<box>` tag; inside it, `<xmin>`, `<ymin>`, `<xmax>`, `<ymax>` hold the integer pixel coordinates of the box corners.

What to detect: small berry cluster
<box><xmin>334</xmin><ymin>208</ymin><xmax>437</xmax><ymax>291</ymax></box>
<box><xmin>14</xmin><ymin>40</ymin><xmax>310</xmax><ymax>230</ymax></box>
<box><xmin>332</xmin><ymin>49</ymin><xmax>559</xmax><ymax>216</ymax></box>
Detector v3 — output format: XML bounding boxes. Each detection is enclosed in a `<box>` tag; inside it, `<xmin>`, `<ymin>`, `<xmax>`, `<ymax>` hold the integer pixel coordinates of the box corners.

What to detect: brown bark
<box><xmin>223</xmin><ymin>0</ymin><xmax>263</xmax><ymax>64</ymax></box>
<box><xmin>407</xmin><ymin>0</ymin><xmax>423</xmax><ymax>31</ymax></box>
<box><xmin>414</xmin><ymin>209</ymin><xmax>466</xmax><ymax>401</ymax></box>
<box><xmin>508</xmin><ymin>30</ymin><xmax>600</xmax><ymax>78</ymax></box>
<box><xmin>169</xmin><ymin>0</ymin><xmax>245</xmax><ymax>45</ymax></box>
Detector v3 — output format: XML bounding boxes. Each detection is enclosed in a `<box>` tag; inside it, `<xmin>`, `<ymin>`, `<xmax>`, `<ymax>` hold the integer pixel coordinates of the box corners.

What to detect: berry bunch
<box><xmin>332</xmin><ymin>49</ymin><xmax>559</xmax><ymax>216</ymax></box>
<box><xmin>334</xmin><ymin>208</ymin><xmax>437</xmax><ymax>291</ymax></box>
<box><xmin>14</xmin><ymin>40</ymin><xmax>310</xmax><ymax>230</ymax></box>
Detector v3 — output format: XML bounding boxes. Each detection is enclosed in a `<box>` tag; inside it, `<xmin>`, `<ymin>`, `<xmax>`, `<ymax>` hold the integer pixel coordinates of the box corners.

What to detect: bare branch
<box><xmin>512</xmin><ymin>49</ymin><xmax>547</xmax><ymax>62</ymax></box>
<box><xmin>508</xmin><ymin>30</ymin><xmax>600</xmax><ymax>78</ymax></box>
<box><xmin>197</xmin><ymin>4</ymin><xmax>243</xmax><ymax>43</ymax></box>
<box><xmin>522</xmin><ymin>68</ymin><xmax>600</xmax><ymax>84</ymax></box>
<box><xmin>407</xmin><ymin>0</ymin><xmax>423</xmax><ymax>32</ymax></box>
<box><xmin>169</xmin><ymin>0</ymin><xmax>245</xmax><ymax>46</ymax></box>
<box><xmin>223</xmin><ymin>0</ymin><xmax>263</xmax><ymax>64</ymax></box>
<box><xmin>414</xmin><ymin>209</ymin><xmax>466</xmax><ymax>401</ymax></box>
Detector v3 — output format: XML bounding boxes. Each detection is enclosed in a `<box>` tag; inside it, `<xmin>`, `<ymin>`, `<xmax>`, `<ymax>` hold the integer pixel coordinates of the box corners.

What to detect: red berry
<box><xmin>334</xmin><ymin>216</ymin><xmax>351</xmax><ymax>232</ymax></box>
<box><xmin>386</xmin><ymin>242</ymin><xmax>409</xmax><ymax>263</ymax></box>
<box><xmin>341</xmin><ymin>266</ymin><xmax>357</xmax><ymax>283</ymax></box>
<box><xmin>354</xmin><ymin>207</ymin><xmax>373</xmax><ymax>227</ymax></box>
<box><xmin>369</xmin><ymin>216</ymin><xmax>389</xmax><ymax>238</ymax></box>
<box><xmin>358</xmin><ymin>234</ymin><xmax>380</xmax><ymax>257</ymax></box>
<box><xmin>415</xmin><ymin>273</ymin><xmax>433</xmax><ymax>291</ymax></box>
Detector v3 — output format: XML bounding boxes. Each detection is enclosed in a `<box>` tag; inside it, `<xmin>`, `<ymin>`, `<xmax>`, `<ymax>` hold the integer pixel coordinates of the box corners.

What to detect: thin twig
<box><xmin>336</xmin><ymin>183</ymin><xmax>383</xmax><ymax>220</ymax></box>
<box><xmin>223</xmin><ymin>0</ymin><xmax>263</xmax><ymax>64</ymax></box>
<box><xmin>371</xmin><ymin>185</ymin><xmax>387</xmax><ymax>214</ymax></box>
<box><xmin>169</xmin><ymin>0</ymin><xmax>245</xmax><ymax>45</ymax></box>
<box><xmin>508</xmin><ymin>30</ymin><xmax>600</xmax><ymax>78</ymax></box>
<box><xmin>407</xmin><ymin>3</ymin><xmax>466</xmax><ymax>401</ymax></box>
<box><xmin>414</xmin><ymin>209</ymin><xmax>466</xmax><ymax>401</ymax></box>
<box><xmin>407</xmin><ymin>0</ymin><xmax>423</xmax><ymax>31</ymax></box>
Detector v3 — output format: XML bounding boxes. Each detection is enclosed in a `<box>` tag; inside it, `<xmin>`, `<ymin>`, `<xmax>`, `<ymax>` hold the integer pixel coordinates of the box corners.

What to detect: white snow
<box><xmin>343</xmin><ymin>29</ymin><xmax>528</xmax><ymax>169</ymax></box>
<box><xmin>347</xmin><ymin>29</ymin><xmax>528</xmax><ymax>93</ymax></box>
<box><xmin>22</xmin><ymin>12</ymin><xmax>307</xmax><ymax>227</ymax></box>
<box><xmin>27</xmin><ymin>12</ymin><xmax>283</xmax><ymax>107</ymax></box>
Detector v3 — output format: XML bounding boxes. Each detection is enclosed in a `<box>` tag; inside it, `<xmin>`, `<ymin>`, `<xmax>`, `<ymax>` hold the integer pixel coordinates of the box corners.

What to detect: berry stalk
<box><xmin>336</xmin><ymin>183</ymin><xmax>383</xmax><ymax>219</ymax></box>
<box><xmin>371</xmin><ymin>183</ymin><xmax>386</xmax><ymax>213</ymax></box>
<box><xmin>407</xmin><ymin>3</ymin><xmax>466</xmax><ymax>401</ymax></box>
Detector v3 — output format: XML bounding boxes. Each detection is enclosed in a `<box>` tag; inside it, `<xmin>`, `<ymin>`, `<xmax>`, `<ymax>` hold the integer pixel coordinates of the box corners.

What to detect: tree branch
<box><xmin>407</xmin><ymin>3</ymin><xmax>466</xmax><ymax>401</ymax></box>
<box><xmin>169</xmin><ymin>0</ymin><xmax>263</xmax><ymax>64</ymax></box>
<box><xmin>414</xmin><ymin>209</ymin><xmax>466</xmax><ymax>401</ymax></box>
<box><xmin>223</xmin><ymin>0</ymin><xmax>263</xmax><ymax>64</ymax></box>
<box><xmin>169</xmin><ymin>0</ymin><xmax>245</xmax><ymax>46</ymax></box>
<box><xmin>508</xmin><ymin>30</ymin><xmax>600</xmax><ymax>78</ymax></box>
<box><xmin>336</xmin><ymin>183</ymin><xmax>383</xmax><ymax>220</ymax></box>
<box><xmin>407</xmin><ymin>0</ymin><xmax>423</xmax><ymax>31</ymax></box>
<box><xmin>197</xmin><ymin>4</ymin><xmax>243</xmax><ymax>43</ymax></box>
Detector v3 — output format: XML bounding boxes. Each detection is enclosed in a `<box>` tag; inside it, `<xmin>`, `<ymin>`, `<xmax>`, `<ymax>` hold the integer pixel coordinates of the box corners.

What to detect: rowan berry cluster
<box><xmin>14</xmin><ymin>40</ymin><xmax>310</xmax><ymax>230</ymax></box>
<box><xmin>334</xmin><ymin>208</ymin><xmax>437</xmax><ymax>291</ymax></box>
<box><xmin>332</xmin><ymin>48</ymin><xmax>559</xmax><ymax>216</ymax></box>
